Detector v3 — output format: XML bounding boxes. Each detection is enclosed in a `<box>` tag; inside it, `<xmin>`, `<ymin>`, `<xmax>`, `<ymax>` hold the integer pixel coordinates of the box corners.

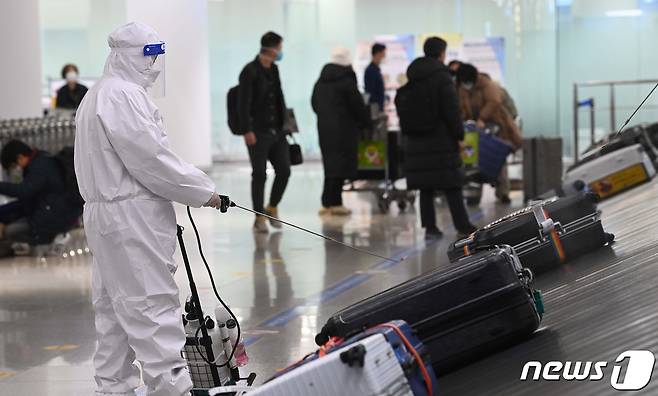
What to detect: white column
<box><xmin>125</xmin><ymin>0</ymin><xmax>213</xmax><ymax>168</ymax></box>
<box><xmin>0</xmin><ymin>0</ymin><xmax>42</xmax><ymax>119</ymax></box>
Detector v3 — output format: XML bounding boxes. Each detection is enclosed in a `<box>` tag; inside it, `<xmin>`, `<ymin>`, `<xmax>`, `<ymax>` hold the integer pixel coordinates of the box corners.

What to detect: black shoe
<box><xmin>425</xmin><ymin>227</ymin><xmax>444</xmax><ymax>240</ymax></box>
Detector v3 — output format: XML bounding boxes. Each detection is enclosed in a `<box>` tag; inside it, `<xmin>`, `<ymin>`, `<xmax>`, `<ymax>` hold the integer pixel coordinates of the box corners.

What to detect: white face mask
<box><xmin>462</xmin><ymin>82</ymin><xmax>474</xmax><ymax>91</ymax></box>
<box><xmin>141</xmin><ymin>56</ymin><xmax>162</xmax><ymax>87</ymax></box>
<box><xmin>65</xmin><ymin>71</ymin><xmax>78</xmax><ymax>83</ymax></box>
<box><xmin>144</xmin><ymin>69</ymin><xmax>161</xmax><ymax>87</ymax></box>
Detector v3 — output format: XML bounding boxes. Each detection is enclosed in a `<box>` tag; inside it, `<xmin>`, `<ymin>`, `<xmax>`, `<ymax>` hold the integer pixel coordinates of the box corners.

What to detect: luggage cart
<box><xmin>461</xmin><ymin>122</ymin><xmax>514</xmax><ymax>206</ymax></box>
<box><xmin>343</xmin><ymin>126</ymin><xmax>415</xmax><ymax>214</ymax></box>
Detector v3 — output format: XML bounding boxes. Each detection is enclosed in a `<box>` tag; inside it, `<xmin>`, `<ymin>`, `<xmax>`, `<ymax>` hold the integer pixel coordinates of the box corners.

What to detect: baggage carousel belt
<box><xmin>440</xmin><ymin>182</ymin><xmax>658</xmax><ymax>395</ymax></box>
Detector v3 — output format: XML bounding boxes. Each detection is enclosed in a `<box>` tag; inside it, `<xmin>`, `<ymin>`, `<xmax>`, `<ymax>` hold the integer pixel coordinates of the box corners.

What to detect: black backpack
<box><xmin>227</xmin><ymin>85</ymin><xmax>241</xmax><ymax>135</ymax></box>
<box><xmin>395</xmin><ymin>77</ymin><xmax>438</xmax><ymax>136</ymax></box>
<box><xmin>55</xmin><ymin>146</ymin><xmax>84</xmax><ymax>209</ymax></box>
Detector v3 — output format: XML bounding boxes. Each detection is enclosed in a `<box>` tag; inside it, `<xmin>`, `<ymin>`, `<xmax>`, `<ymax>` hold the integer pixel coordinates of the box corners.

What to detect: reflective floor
<box><xmin>1</xmin><ymin>162</ymin><xmax>657</xmax><ymax>395</ymax></box>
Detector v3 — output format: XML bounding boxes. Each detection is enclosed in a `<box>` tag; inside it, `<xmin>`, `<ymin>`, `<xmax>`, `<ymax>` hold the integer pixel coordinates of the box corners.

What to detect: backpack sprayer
<box><xmin>180</xmin><ymin>199</ymin><xmax>404</xmax><ymax>395</ymax></box>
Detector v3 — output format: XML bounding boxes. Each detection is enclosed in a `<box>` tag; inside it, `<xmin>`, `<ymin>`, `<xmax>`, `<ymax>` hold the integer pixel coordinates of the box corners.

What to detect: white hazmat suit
<box><xmin>75</xmin><ymin>22</ymin><xmax>216</xmax><ymax>395</ymax></box>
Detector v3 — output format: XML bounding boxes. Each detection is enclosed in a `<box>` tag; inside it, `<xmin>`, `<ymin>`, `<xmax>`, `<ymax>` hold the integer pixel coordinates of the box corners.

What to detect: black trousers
<box><xmin>322</xmin><ymin>177</ymin><xmax>343</xmax><ymax>207</ymax></box>
<box><xmin>247</xmin><ymin>132</ymin><xmax>291</xmax><ymax>213</ymax></box>
<box><xmin>420</xmin><ymin>188</ymin><xmax>472</xmax><ymax>232</ymax></box>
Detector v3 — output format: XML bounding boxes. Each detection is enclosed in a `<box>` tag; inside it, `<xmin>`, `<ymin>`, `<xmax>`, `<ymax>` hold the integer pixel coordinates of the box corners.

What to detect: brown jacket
<box><xmin>459</xmin><ymin>74</ymin><xmax>522</xmax><ymax>150</ymax></box>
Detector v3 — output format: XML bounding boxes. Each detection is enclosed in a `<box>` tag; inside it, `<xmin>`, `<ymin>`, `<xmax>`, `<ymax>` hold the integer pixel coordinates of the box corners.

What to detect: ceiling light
<box><xmin>605</xmin><ymin>9</ymin><xmax>643</xmax><ymax>17</ymax></box>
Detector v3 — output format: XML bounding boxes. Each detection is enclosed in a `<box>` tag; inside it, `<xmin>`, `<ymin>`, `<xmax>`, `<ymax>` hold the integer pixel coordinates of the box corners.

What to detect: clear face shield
<box><xmin>143</xmin><ymin>42</ymin><xmax>166</xmax><ymax>98</ymax></box>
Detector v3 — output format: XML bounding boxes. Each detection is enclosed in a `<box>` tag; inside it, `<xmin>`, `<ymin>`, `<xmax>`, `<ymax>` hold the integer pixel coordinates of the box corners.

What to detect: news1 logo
<box><xmin>520</xmin><ymin>350</ymin><xmax>656</xmax><ymax>390</ymax></box>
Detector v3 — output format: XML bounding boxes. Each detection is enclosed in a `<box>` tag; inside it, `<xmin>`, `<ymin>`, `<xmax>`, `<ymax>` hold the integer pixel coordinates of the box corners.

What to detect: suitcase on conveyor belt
<box><xmin>315</xmin><ymin>247</ymin><xmax>544</xmax><ymax>375</ymax></box>
<box><xmin>564</xmin><ymin>143</ymin><xmax>656</xmax><ymax>200</ymax></box>
<box><xmin>448</xmin><ymin>192</ymin><xmax>615</xmax><ymax>275</ymax></box>
<box><xmin>250</xmin><ymin>320</ymin><xmax>438</xmax><ymax>396</ymax></box>
<box><xmin>575</xmin><ymin>123</ymin><xmax>658</xmax><ymax>168</ymax></box>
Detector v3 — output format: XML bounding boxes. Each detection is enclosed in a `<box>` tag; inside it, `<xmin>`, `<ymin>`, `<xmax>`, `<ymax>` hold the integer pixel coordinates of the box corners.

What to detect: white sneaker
<box><xmin>329</xmin><ymin>206</ymin><xmax>352</xmax><ymax>216</ymax></box>
<box><xmin>264</xmin><ymin>205</ymin><xmax>282</xmax><ymax>229</ymax></box>
<box><xmin>253</xmin><ymin>216</ymin><xmax>269</xmax><ymax>233</ymax></box>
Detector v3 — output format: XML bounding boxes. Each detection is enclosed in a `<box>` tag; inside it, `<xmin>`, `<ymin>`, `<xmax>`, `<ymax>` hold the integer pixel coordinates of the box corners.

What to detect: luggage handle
<box><xmin>531</xmin><ymin>205</ymin><xmax>563</xmax><ymax>239</ymax></box>
<box><xmin>454</xmin><ymin>237</ymin><xmax>473</xmax><ymax>249</ymax></box>
<box><xmin>498</xmin><ymin>244</ymin><xmax>535</xmax><ymax>285</ymax></box>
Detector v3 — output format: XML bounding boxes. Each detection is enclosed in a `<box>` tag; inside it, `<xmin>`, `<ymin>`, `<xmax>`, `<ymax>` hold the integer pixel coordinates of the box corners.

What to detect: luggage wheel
<box><xmin>519</xmin><ymin>268</ymin><xmax>534</xmax><ymax>283</ymax></box>
<box><xmin>377</xmin><ymin>197</ymin><xmax>390</xmax><ymax>213</ymax></box>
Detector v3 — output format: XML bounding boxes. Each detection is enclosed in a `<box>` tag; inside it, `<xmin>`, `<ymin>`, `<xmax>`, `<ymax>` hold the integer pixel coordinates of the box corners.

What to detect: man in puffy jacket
<box><xmin>75</xmin><ymin>22</ymin><xmax>230</xmax><ymax>396</ymax></box>
<box><xmin>399</xmin><ymin>37</ymin><xmax>477</xmax><ymax>239</ymax></box>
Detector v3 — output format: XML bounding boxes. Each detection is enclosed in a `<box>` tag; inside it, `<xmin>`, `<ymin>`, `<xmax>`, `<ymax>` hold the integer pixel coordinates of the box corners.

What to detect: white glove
<box><xmin>204</xmin><ymin>192</ymin><xmax>233</xmax><ymax>213</ymax></box>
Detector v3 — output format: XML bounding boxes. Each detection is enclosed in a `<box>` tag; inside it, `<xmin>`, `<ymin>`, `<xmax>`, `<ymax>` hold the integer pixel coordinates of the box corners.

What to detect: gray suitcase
<box><xmin>523</xmin><ymin>137</ymin><xmax>563</xmax><ymax>201</ymax></box>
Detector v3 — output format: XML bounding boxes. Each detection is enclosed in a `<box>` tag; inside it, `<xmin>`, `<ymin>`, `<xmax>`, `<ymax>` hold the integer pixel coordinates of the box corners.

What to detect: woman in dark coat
<box><xmin>399</xmin><ymin>37</ymin><xmax>477</xmax><ymax>238</ymax></box>
<box><xmin>312</xmin><ymin>47</ymin><xmax>370</xmax><ymax>216</ymax></box>
<box><xmin>56</xmin><ymin>64</ymin><xmax>88</xmax><ymax>110</ymax></box>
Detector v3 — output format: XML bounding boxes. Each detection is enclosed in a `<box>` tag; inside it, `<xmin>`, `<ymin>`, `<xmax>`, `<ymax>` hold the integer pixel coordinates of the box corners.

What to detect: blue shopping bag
<box><xmin>478</xmin><ymin>130</ymin><xmax>513</xmax><ymax>183</ymax></box>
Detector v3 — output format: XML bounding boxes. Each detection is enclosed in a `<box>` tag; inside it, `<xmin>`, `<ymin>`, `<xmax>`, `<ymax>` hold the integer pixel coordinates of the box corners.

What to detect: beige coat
<box><xmin>459</xmin><ymin>74</ymin><xmax>522</xmax><ymax>150</ymax></box>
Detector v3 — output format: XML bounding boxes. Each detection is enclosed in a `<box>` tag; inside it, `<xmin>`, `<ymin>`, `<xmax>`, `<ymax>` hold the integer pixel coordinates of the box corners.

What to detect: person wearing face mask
<box><xmin>457</xmin><ymin>63</ymin><xmax>522</xmax><ymax>204</ymax></box>
<box><xmin>74</xmin><ymin>22</ymin><xmax>231</xmax><ymax>396</ymax></box>
<box><xmin>55</xmin><ymin>63</ymin><xmax>88</xmax><ymax>110</ymax></box>
<box><xmin>0</xmin><ymin>140</ymin><xmax>81</xmax><ymax>255</ymax></box>
<box><xmin>237</xmin><ymin>31</ymin><xmax>291</xmax><ymax>233</ymax></box>
<box><xmin>447</xmin><ymin>60</ymin><xmax>461</xmax><ymax>83</ymax></box>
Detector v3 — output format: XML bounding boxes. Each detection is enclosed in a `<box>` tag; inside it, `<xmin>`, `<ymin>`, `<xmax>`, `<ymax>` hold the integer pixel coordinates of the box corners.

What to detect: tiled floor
<box><xmin>1</xmin><ymin>161</ymin><xmax>658</xmax><ymax>395</ymax></box>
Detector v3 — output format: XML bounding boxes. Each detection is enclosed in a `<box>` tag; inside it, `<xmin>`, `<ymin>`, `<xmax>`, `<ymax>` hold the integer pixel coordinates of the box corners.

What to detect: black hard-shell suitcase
<box><xmin>315</xmin><ymin>247</ymin><xmax>543</xmax><ymax>375</ymax></box>
<box><xmin>448</xmin><ymin>192</ymin><xmax>615</xmax><ymax>275</ymax></box>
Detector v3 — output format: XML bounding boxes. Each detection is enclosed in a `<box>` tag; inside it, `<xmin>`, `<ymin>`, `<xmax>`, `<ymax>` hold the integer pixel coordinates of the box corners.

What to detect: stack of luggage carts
<box><xmin>0</xmin><ymin>116</ymin><xmax>76</xmax><ymax>155</ymax></box>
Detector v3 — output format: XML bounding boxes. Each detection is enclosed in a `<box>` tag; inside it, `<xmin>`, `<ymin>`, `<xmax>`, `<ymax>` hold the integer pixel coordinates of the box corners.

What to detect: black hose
<box><xmin>187</xmin><ymin>206</ymin><xmax>241</xmax><ymax>369</ymax></box>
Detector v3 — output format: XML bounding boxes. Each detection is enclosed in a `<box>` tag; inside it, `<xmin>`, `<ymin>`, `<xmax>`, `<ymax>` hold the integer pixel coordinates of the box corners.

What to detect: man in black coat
<box><xmin>400</xmin><ymin>37</ymin><xmax>477</xmax><ymax>239</ymax></box>
<box><xmin>237</xmin><ymin>31</ymin><xmax>291</xmax><ymax>233</ymax></box>
<box><xmin>312</xmin><ymin>46</ymin><xmax>371</xmax><ymax>215</ymax></box>
<box><xmin>0</xmin><ymin>140</ymin><xmax>81</xmax><ymax>248</ymax></box>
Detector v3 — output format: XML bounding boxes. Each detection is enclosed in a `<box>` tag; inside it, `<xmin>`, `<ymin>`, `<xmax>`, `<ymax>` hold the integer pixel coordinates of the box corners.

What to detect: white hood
<box><xmin>103</xmin><ymin>22</ymin><xmax>162</xmax><ymax>88</ymax></box>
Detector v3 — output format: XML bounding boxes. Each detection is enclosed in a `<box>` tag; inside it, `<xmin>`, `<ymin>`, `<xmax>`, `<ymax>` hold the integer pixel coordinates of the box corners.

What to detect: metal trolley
<box><xmin>344</xmin><ymin>111</ymin><xmax>415</xmax><ymax>214</ymax></box>
<box><xmin>0</xmin><ymin>115</ymin><xmax>76</xmax><ymax>155</ymax></box>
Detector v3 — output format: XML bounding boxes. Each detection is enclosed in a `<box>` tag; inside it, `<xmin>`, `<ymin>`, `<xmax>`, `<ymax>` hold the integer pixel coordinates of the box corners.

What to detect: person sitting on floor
<box><xmin>0</xmin><ymin>140</ymin><xmax>81</xmax><ymax>255</ymax></box>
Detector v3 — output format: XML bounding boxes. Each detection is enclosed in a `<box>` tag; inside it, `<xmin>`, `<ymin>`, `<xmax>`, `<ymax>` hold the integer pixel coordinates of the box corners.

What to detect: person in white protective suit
<box><xmin>74</xmin><ymin>22</ymin><xmax>229</xmax><ymax>396</ymax></box>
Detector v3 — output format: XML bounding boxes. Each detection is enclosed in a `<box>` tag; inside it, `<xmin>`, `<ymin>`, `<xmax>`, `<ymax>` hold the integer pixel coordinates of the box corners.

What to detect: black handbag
<box><xmin>284</xmin><ymin>108</ymin><xmax>303</xmax><ymax>165</ymax></box>
<box><xmin>288</xmin><ymin>134</ymin><xmax>303</xmax><ymax>166</ymax></box>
